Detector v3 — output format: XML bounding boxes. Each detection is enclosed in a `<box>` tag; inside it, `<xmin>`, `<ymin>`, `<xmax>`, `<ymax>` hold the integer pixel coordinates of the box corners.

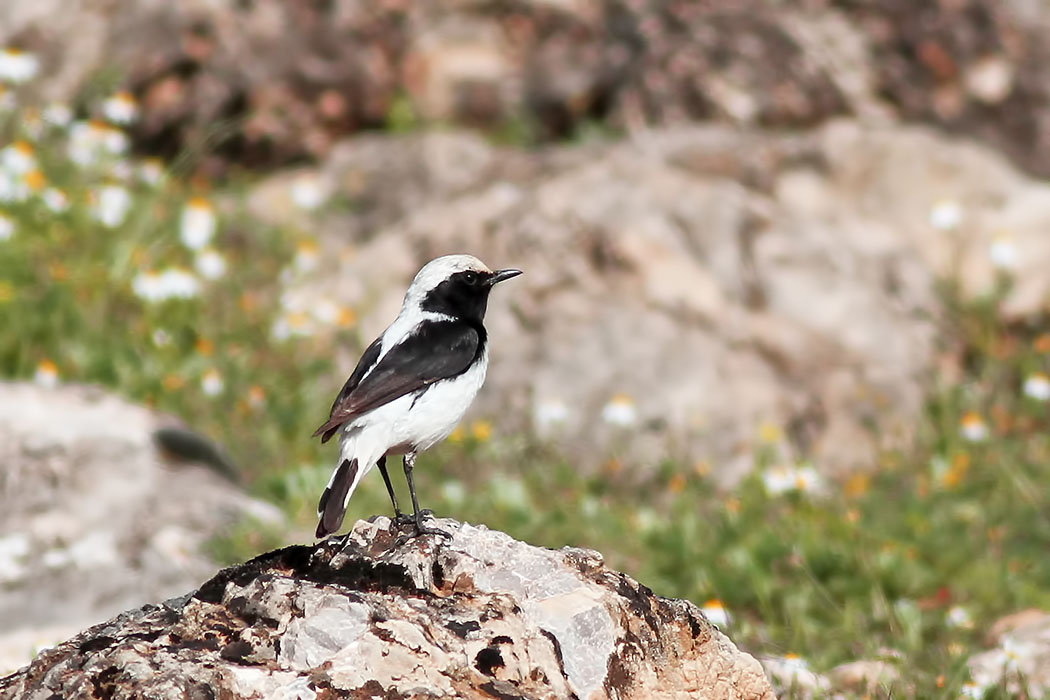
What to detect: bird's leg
<box><xmin>376</xmin><ymin>456</ymin><xmax>406</xmax><ymax>523</ymax></box>
<box><xmin>401</xmin><ymin>452</ymin><xmax>451</xmax><ymax>539</ymax></box>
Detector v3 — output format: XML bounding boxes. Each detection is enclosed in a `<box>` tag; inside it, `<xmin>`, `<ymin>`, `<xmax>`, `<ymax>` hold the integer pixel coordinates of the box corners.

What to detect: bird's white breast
<box><xmin>347</xmin><ymin>348</ymin><xmax>489</xmax><ymax>456</ymax></box>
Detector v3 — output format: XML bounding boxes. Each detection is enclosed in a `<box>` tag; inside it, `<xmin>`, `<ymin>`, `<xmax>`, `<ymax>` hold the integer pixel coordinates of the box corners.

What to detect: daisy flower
<box><xmin>929</xmin><ymin>199</ymin><xmax>962</xmax><ymax>231</ymax></box>
<box><xmin>293</xmin><ymin>240</ymin><xmax>320</xmax><ymax>273</ymax></box>
<box><xmin>201</xmin><ymin>369</ymin><xmax>224</xmax><ymax>396</ymax></box>
<box><xmin>138</xmin><ymin>158</ymin><xmax>165</xmax><ymax>186</ymax></box>
<box><xmin>180</xmin><ymin>197</ymin><xmax>217</xmax><ymax>250</ymax></box>
<box><xmin>533</xmin><ymin>397</ymin><xmax>570</xmax><ymax>432</ymax></box>
<box><xmin>700</xmin><ymin>599</ymin><xmax>732</xmax><ymax>628</ymax></box>
<box><xmin>93</xmin><ymin>185</ymin><xmax>132</xmax><ymax>228</ymax></box>
<box><xmin>959</xmin><ymin>412</ymin><xmax>988</xmax><ymax>443</ymax></box>
<box><xmin>42</xmin><ymin>103</ymin><xmax>73</xmax><ymax>128</ymax></box>
<box><xmin>0</xmin><ymin>213</ymin><xmax>13</xmax><ymax>241</ymax></box>
<box><xmin>42</xmin><ymin>188</ymin><xmax>69</xmax><ymax>213</ymax></box>
<box><xmin>946</xmin><ymin>606</ymin><xmax>973</xmax><ymax>629</ymax></box>
<box><xmin>1023</xmin><ymin>372</ymin><xmax>1050</xmax><ymax>401</ymax></box>
<box><xmin>101</xmin><ymin>91</ymin><xmax>138</xmax><ymax>124</ymax></box>
<box><xmin>34</xmin><ymin>359</ymin><xmax>59</xmax><ymax>388</ymax></box>
<box><xmin>194</xmin><ymin>248</ymin><xmax>227</xmax><ymax>280</ymax></box>
<box><xmin>1</xmin><ymin>141</ymin><xmax>36</xmax><ymax>174</ymax></box>
<box><xmin>290</xmin><ymin>173</ymin><xmax>329</xmax><ymax>210</ymax></box>
<box><xmin>988</xmin><ymin>233</ymin><xmax>1017</xmax><ymax>270</ymax></box>
<box><xmin>601</xmin><ymin>394</ymin><xmax>637</xmax><ymax>427</ymax></box>
<box><xmin>0</xmin><ymin>49</ymin><xmax>40</xmax><ymax>84</ymax></box>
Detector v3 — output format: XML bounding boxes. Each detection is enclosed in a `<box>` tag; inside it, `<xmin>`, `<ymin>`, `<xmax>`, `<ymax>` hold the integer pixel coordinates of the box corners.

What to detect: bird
<box><xmin>312</xmin><ymin>254</ymin><xmax>522</xmax><ymax>539</ymax></box>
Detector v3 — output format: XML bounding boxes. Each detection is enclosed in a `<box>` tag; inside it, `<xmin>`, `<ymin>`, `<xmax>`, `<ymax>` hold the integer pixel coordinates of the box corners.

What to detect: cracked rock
<box><xmin>0</xmin><ymin>517</ymin><xmax>773</xmax><ymax>700</ymax></box>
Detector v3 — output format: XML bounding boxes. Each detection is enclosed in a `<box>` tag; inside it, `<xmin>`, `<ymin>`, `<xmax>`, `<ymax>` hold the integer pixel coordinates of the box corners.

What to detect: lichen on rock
<box><xmin>0</xmin><ymin>516</ymin><xmax>774</xmax><ymax>699</ymax></box>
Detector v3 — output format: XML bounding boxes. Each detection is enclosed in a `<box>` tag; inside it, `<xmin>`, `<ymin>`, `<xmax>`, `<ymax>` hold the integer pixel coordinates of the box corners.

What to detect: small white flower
<box><xmin>793</xmin><ymin>463</ymin><xmax>823</xmax><ymax>493</ymax></box>
<box><xmin>290</xmin><ymin>173</ymin><xmax>328</xmax><ymax>210</ymax></box>
<box><xmin>194</xmin><ymin>248</ymin><xmax>227</xmax><ymax>280</ymax></box>
<box><xmin>533</xmin><ymin>397</ymin><xmax>570</xmax><ymax>432</ymax></box>
<box><xmin>152</xmin><ymin>329</ymin><xmax>171</xmax><ymax>347</ymax></box>
<box><xmin>34</xmin><ymin>360</ymin><xmax>59</xmax><ymax>388</ymax></box>
<box><xmin>490</xmin><ymin>474</ymin><xmax>531</xmax><ymax>511</ymax></box>
<box><xmin>93</xmin><ymin>185</ymin><xmax>132</xmax><ymax>228</ymax></box>
<box><xmin>311</xmin><ymin>297</ymin><xmax>342</xmax><ymax>325</ymax></box>
<box><xmin>959</xmin><ymin>681</ymin><xmax>986</xmax><ymax>699</ymax></box>
<box><xmin>102</xmin><ymin>127</ymin><xmax>129</xmax><ymax>155</ymax></box>
<box><xmin>271</xmin><ymin>312</ymin><xmax>314</xmax><ymax>341</ymax></box>
<box><xmin>0</xmin><ymin>213</ymin><xmax>13</xmax><ymax>241</ymax></box>
<box><xmin>0</xmin><ymin>170</ymin><xmax>28</xmax><ymax>202</ymax></box>
<box><xmin>42</xmin><ymin>188</ymin><xmax>69</xmax><ymax>213</ymax></box>
<box><xmin>959</xmin><ymin>412</ymin><xmax>988</xmax><ymax>443</ymax></box>
<box><xmin>294</xmin><ymin>241</ymin><xmax>320</xmax><ymax>273</ymax></box>
<box><xmin>201</xmin><ymin>369</ymin><xmax>224</xmax><ymax>396</ymax></box>
<box><xmin>0</xmin><ymin>49</ymin><xmax>40</xmax><ymax>84</ymax></box>
<box><xmin>1024</xmin><ymin>372</ymin><xmax>1050</xmax><ymax>401</ymax></box>
<box><xmin>700</xmin><ymin>600</ymin><xmax>732</xmax><ymax>628</ymax></box>
<box><xmin>180</xmin><ymin>197</ymin><xmax>217</xmax><ymax>250</ymax></box>
<box><xmin>602</xmin><ymin>394</ymin><xmax>637</xmax><ymax>427</ymax></box>
<box><xmin>108</xmin><ymin>160</ymin><xmax>134</xmax><ymax>181</ymax></box>
<box><xmin>43</xmin><ymin>103</ymin><xmax>73</xmax><ymax>128</ymax></box>
<box><xmin>989</xmin><ymin>233</ymin><xmax>1017</xmax><ymax>270</ymax></box>
<box><xmin>138</xmin><ymin>159</ymin><xmax>165</xmax><ymax>186</ymax></box>
<box><xmin>132</xmin><ymin>268</ymin><xmax>201</xmax><ymax>302</ymax></box>
<box><xmin>946</xmin><ymin>606</ymin><xmax>973</xmax><ymax>629</ymax></box>
<box><xmin>929</xmin><ymin>199</ymin><xmax>963</xmax><ymax>231</ymax></box>
<box><xmin>101</xmin><ymin>91</ymin><xmax>138</xmax><ymax>124</ymax></box>
<box><xmin>762</xmin><ymin>465</ymin><xmax>797</xmax><ymax>496</ymax></box>
<box><xmin>1</xmin><ymin>141</ymin><xmax>36</xmax><ymax>174</ymax></box>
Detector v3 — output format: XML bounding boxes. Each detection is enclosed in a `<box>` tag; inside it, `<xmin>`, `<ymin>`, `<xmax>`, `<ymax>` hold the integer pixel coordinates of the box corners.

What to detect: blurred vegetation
<box><xmin>3</xmin><ymin>83</ymin><xmax>1050</xmax><ymax>699</ymax></box>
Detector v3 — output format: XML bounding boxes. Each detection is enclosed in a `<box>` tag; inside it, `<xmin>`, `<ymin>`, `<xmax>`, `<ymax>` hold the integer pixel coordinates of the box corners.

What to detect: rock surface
<box><xmin>968</xmin><ymin>610</ymin><xmax>1050</xmax><ymax>697</ymax></box>
<box><xmin>6</xmin><ymin>0</ymin><xmax>1050</xmax><ymax>175</ymax></box>
<box><xmin>0</xmin><ymin>382</ymin><xmax>282</xmax><ymax>674</ymax></box>
<box><xmin>262</xmin><ymin>118</ymin><xmax>1050</xmax><ymax>481</ymax></box>
<box><xmin>0</xmin><ymin>517</ymin><xmax>774</xmax><ymax>700</ymax></box>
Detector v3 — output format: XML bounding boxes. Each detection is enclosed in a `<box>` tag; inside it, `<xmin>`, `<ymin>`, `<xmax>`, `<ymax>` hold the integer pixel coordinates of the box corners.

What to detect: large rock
<box><xmin>264</xmin><ymin>120</ymin><xmax>1050</xmax><ymax>480</ymax></box>
<box><xmin>0</xmin><ymin>517</ymin><xmax>775</xmax><ymax>699</ymax></box>
<box><xmin>0</xmin><ymin>382</ymin><xmax>282</xmax><ymax>674</ymax></box>
<box><xmin>6</xmin><ymin>0</ymin><xmax>1050</xmax><ymax>175</ymax></box>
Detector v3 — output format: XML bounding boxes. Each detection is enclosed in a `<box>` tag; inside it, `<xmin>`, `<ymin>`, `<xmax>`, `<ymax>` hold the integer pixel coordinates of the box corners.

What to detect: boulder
<box><xmin>0</xmin><ymin>382</ymin><xmax>282</xmax><ymax>674</ymax></box>
<box><xmin>0</xmin><ymin>517</ymin><xmax>775</xmax><ymax>700</ymax></box>
<box><xmin>6</xmin><ymin>0</ymin><xmax>1050</xmax><ymax>175</ymax></box>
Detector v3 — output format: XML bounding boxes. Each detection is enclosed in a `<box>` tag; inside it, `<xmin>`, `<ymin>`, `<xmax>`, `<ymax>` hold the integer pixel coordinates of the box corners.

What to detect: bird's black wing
<box><xmin>313</xmin><ymin>320</ymin><xmax>481</xmax><ymax>443</ymax></box>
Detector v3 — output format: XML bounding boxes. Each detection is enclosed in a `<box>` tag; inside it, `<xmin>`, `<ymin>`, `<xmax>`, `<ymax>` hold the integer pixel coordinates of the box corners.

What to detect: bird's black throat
<box><xmin>419</xmin><ymin>270</ymin><xmax>494</xmax><ymax>325</ymax></box>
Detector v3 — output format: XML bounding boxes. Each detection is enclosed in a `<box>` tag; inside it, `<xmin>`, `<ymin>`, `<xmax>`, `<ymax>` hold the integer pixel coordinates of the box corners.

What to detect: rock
<box><xmin>968</xmin><ymin>610</ymin><xmax>1050</xmax><ymax>697</ymax></box>
<box><xmin>0</xmin><ymin>382</ymin><xmax>283</xmax><ymax>674</ymax></box>
<box><xmin>986</xmin><ymin>608</ymin><xmax>1050</xmax><ymax>646</ymax></box>
<box><xmin>8</xmin><ymin>1</ymin><xmax>1050</xmax><ymax>176</ymax></box>
<box><xmin>829</xmin><ymin>659</ymin><xmax>902</xmax><ymax>695</ymax></box>
<box><xmin>0</xmin><ymin>517</ymin><xmax>775</xmax><ymax>700</ymax></box>
<box><xmin>759</xmin><ymin>655</ymin><xmax>829</xmax><ymax>699</ymax></box>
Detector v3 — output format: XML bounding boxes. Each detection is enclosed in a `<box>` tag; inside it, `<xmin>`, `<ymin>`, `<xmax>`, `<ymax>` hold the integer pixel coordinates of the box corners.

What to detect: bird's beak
<box><xmin>487</xmin><ymin>268</ymin><xmax>523</xmax><ymax>285</ymax></box>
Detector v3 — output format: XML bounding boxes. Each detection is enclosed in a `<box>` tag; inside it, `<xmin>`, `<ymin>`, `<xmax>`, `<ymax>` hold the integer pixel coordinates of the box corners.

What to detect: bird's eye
<box><xmin>462</xmin><ymin>271</ymin><xmax>480</xmax><ymax>285</ymax></box>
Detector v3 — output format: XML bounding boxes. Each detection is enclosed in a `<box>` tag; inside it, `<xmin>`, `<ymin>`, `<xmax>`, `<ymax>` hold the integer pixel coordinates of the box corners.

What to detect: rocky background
<box><xmin>5</xmin><ymin>0</ymin><xmax>1050</xmax><ymax>697</ymax></box>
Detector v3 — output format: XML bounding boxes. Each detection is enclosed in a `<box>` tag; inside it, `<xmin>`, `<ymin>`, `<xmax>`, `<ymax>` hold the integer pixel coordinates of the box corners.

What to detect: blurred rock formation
<box><xmin>0</xmin><ymin>383</ymin><xmax>282</xmax><ymax>674</ymax></box>
<box><xmin>264</xmin><ymin>117</ymin><xmax>1050</xmax><ymax>480</ymax></box>
<box><xmin>4</xmin><ymin>0</ymin><xmax>1050</xmax><ymax>175</ymax></box>
<box><xmin>0</xmin><ymin>516</ymin><xmax>775</xmax><ymax>699</ymax></box>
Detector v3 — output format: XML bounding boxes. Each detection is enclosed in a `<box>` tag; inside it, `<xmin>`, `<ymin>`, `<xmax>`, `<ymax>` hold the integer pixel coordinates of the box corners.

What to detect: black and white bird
<box><xmin>312</xmin><ymin>254</ymin><xmax>521</xmax><ymax>539</ymax></box>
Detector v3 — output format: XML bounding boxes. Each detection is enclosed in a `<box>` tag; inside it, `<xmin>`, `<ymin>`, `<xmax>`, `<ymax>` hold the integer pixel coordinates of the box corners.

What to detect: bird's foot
<box><xmin>394</xmin><ymin>511</ymin><xmax>452</xmax><ymax>544</ymax></box>
<box><xmin>393</xmin><ymin>511</ymin><xmax>414</xmax><ymax>527</ymax></box>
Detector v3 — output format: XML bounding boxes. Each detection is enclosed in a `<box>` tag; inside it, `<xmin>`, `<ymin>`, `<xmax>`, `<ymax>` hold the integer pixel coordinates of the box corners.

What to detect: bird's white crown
<box><xmin>404</xmin><ymin>254</ymin><xmax>492</xmax><ymax>301</ymax></box>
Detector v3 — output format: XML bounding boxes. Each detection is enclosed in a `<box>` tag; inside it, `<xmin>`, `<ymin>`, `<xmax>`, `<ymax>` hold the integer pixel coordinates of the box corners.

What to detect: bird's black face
<box><xmin>421</xmin><ymin>268</ymin><xmax>522</xmax><ymax>322</ymax></box>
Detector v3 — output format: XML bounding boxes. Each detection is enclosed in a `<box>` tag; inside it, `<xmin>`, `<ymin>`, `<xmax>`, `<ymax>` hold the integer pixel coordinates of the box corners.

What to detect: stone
<box><xmin>968</xmin><ymin>611</ymin><xmax>1050</xmax><ymax>697</ymax></box>
<box><xmin>0</xmin><ymin>517</ymin><xmax>775</xmax><ymax>700</ymax></box>
<box><xmin>0</xmin><ymin>382</ymin><xmax>283</xmax><ymax>674</ymax></box>
<box><xmin>829</xmin><ymin>659</ymin><xmax>902</xmax><ymax>695</ymax></box>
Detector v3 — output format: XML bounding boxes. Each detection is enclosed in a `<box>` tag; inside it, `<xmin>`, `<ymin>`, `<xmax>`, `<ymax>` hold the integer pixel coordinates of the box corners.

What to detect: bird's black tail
<box><xmin>316</xmin><ymin>458</ymin><xmax>358</xmax><ymax>538</ymax></box>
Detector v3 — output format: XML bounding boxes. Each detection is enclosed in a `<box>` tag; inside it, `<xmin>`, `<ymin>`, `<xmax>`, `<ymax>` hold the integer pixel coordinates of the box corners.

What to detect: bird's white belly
<box><xmin>346</xmin><ymin>353</ymin><xmax>488</xmax><ymax>456</ymax></box>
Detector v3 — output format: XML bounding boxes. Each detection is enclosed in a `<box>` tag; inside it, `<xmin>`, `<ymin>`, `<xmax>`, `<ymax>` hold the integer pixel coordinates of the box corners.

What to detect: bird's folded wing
<box><xmin>313</xmin><ymin>321</ymin><xmax>481</xmax><ymax>442</ymax></box>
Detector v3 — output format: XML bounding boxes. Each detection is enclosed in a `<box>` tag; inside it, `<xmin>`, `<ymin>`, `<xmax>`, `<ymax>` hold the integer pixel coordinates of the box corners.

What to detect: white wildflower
<box><xmin>180</xmin><ymin>197</ymin><xmax>217</xmax><ymax>250</ymax></box>
<box><xmin>0</xmin><ymin>49</ymin><xmax>40</xmax><ymax>84</ymax></box>
<box><xmin>201</xmin><ymin>369</ymin><xmax>224</xmax><ymax>396</ymax></box>
<box><xmin>194</xmin><ymin>248</ymin><xmax>227</xmax><ymax>280</ymax></box>
<box><xmin>0</xmin><ymin>213</ymin><xmax>13</xmax><ymax>240</ymax></box>
<box><xmin>42</xmin><ymin>103</ymin><xmax>73</xmax><ymax>128</ymax></box>
<box><xmin>34</xmin><ymin>360</ymin><xmax>58</xmax><ymax>388</ymax></box>
<box><xmin>101</xmin><ymin>91</ymin><xmax>138</xmax><ymax>124</ymax></box>
<box><xmin>1</xmin><ymin>141</ymin><xmax>36</xmax><ymax>174</ymax></box>
<box><xmin>93</xmin><ymin>185</ymin><xmax>132</xmax><ymax>228</ymax></box>
<box><xmin>929</xmin><ymin>199</ymin><xmax>963</xmax><ymax>231</ymax></box>
<box><xmin>959</xmin><ymin>412</ymin><xmax>988</xmax><ymax>443</ymax></box>
<box><xmin>601</xmin><ymin>394</ymin><xmax>637</xmax><ymax>427</ymax></box>
<box><xmin>290</xmin><ymin>173</ymin><xmax>328</xmax><ymax>210</ymax></box>
<box><xmin>1024</xmin><ymin>372</ymin><xmax>1050</xmax><ymax>401</ymax></box>
<box><xmin>533</xmin><ymin>397</ymin><xmax>570</xmax><ymax>432</ymax></box>
<box><xmin>700</xmin><ymin>600</ymin><xmax>732</xmax><ymax>628</ymax></box>
<box><xmin>989</xmin><ymin>233</ymin><xmax>1017</xmax><ymax>270</ymax></box>
<box><xmin>41</xmin><ymin>188</ymin><xmax>69</xmax><ymax>213</ymax></box>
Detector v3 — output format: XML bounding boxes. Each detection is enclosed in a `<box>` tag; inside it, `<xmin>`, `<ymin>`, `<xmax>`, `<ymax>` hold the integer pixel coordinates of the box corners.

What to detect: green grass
<box><xmin>3</xmin><ymin>91</ymin><xmax>1050</xmax><ymax>698</ymax></box>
